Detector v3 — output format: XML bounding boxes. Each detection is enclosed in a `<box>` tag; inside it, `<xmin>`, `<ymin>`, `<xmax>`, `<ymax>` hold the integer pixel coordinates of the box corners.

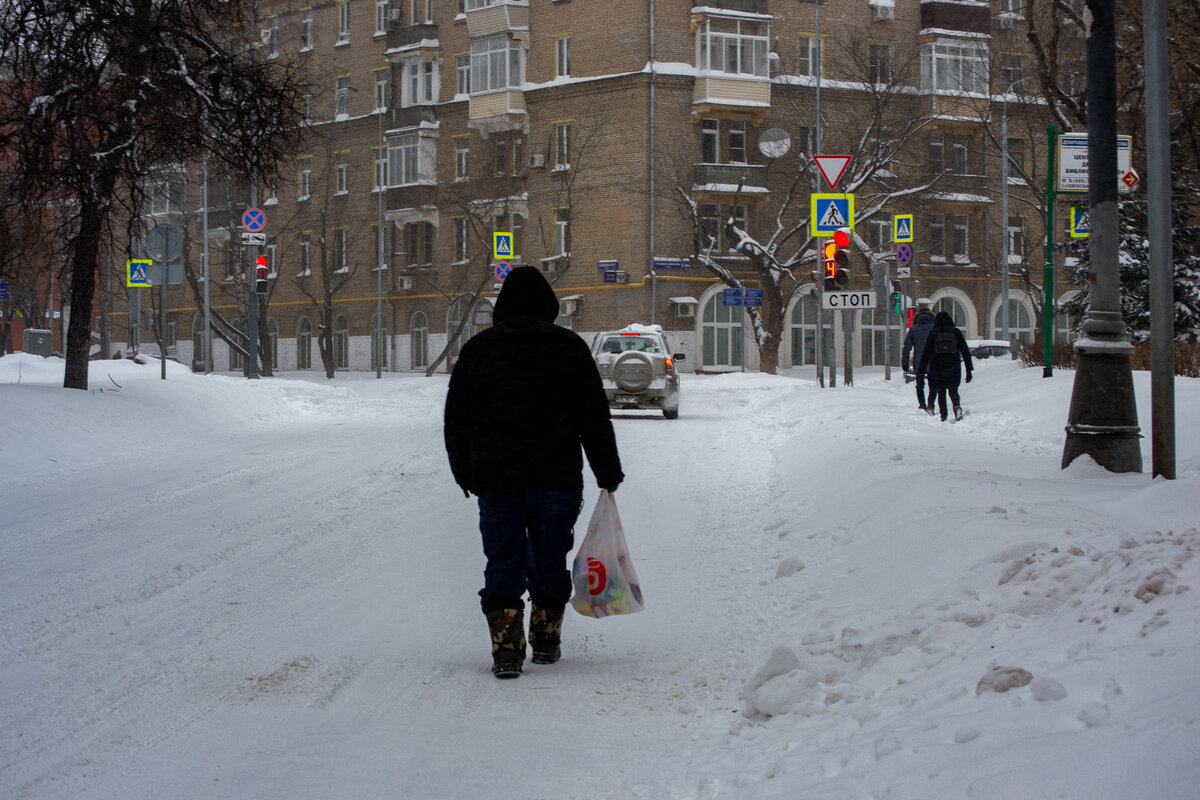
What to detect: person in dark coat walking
<box><xmin>444</xmin><ymin>266</ymin><xmax>624</xmax><ymax>678</ymax></box>
<box><xmin>917</xmin><ymin>310</ymin><xmax>974</xmax><ymax>421</ymax></box>
<box><xmin>901</xmin><ymin>307</ymin><xmax>937</xmax><ymax>413</ymax></box>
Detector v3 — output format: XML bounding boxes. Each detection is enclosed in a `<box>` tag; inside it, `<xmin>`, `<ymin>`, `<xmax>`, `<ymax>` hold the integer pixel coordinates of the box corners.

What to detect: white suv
<box><xmin>591</xmin><ymin>324</ymin><xmax>683</xmax><ymax>419</ymax></box>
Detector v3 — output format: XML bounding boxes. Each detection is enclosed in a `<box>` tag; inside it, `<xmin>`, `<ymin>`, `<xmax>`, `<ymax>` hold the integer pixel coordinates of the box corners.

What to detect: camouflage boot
<box><xmin>485</xmin><ymin>608</ymin><xmax>526</xmax><ymax>679</ymax></box>
<box><xmin>529</xmin><ymin>602</ymin><xmax>565</xmax><ymax>665</ymax></box>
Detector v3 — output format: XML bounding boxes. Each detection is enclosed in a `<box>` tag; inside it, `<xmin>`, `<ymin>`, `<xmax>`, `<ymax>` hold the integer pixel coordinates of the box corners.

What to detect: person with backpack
<box><xmin>901</xmin><ymin>307</ymin><xmax>937</xmax><ymax>414</ymax></box>
<box><xmin>917</xmin><ymin>310</ymin><xmax>974</xmax><ymax>421</ymax></box>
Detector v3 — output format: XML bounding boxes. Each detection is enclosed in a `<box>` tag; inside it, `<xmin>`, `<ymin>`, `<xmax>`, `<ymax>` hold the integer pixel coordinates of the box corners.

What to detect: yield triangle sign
<box><xmin>814</xmin><ymin>155</ymin><xmax>851</xmax><ymax>189</ymax></box>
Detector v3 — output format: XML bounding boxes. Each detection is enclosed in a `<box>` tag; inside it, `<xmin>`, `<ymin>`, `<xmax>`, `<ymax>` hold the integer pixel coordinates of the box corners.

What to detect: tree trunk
<box><xmin>63</xmin><ymin>196</ymin><xmax>108</xmax><ymax>390</ymax></box>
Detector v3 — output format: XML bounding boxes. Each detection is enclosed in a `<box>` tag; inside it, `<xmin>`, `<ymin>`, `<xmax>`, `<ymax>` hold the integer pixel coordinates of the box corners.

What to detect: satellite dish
<box><xmin>144</xmin><ymin>224</ymin><xmax>184</xmax><ymax>262</ymax></box>
<box><xmin>758</xmin><ymin>128</ymin><xmax>792</xmax><ymax>159</ymax></box>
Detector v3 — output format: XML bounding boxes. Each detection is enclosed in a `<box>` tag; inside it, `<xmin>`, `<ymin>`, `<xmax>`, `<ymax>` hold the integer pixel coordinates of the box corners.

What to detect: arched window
<box><xmin>701</xmin><ymin>292</ymin><xmax>744</xmax><ymax>370</ymax></box>
<box><xmin>333</xmin><ymin>315</ymin><xmax>350</xmax><ymax>370</ymax></box>
<box><xmin>789</xmin><ymin>293</ymin><xmax>832</xmax><ymax>366</ymax></box>
<box><xmin>447</xmin><ymin>295</ymin><xmax>476</xmax><ymax>365</ymax></box>
<box><xmin>1055</xmin><ymin>291</ymin><xmax>1082</xmax><ymax>344</ymax></box>
<box><xmin>410</xmin><ymin>311</ymin><xmax>429</xmax><ymax>370</ymax></box>
<box><xmin>297</xmin><ymin>316</ymin><xmax>313</xmax><ymax>370</ymax></box>
<box><xmin>859</xmin><ymin>307</ymin><xmax>900</xmax><ymax>366</ymax></box>
<box><xmin>371</xmin><ymin>313</ymin><xmax>389</xmax><ymax>371</ymax></box>
<box><xmin>934</xmin><ymin>296</ymin><xmax>969</xmax><ymax>328</ymax></box>
<box><xmin>991</xmin><ymin>298</ymin><xmax>1035</xmax><ymax>341</ymax></box>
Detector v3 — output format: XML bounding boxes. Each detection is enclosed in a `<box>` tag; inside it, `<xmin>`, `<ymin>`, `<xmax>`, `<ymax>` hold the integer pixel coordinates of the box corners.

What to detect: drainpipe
<box><xmin>648</xmin><ymin>0</ymin><xmax>657</xmax><ymax>324</ymax></box>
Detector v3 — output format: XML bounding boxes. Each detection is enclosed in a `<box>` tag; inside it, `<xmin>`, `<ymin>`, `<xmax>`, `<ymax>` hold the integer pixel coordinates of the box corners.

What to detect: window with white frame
<box><xmin>454</xmin><ymin>135</ymin><xmax>469</xmax><ymax>180</ymax></box>
<box><xmin>388</xmin><ymin>133</ymin><xmax>420</xmax><ymax>185</ymax></box>
<box><xmin>337</xmin><ymin>1</ymin><xmax>350</xmax><ymax>43</ymax></box>
<box><xmin>702</xmin><ymin>118</ymin><xmax>719</xmax><ymax>163</ymax></box>
<box><xmin>301</xmin><ymin>8</ymin><xmax>313</xmax><ymax>50</ymax></box>
<box><xmin>697</xmin><ymin>17</ymin><xmax>769</xmax><ymax>77</ymax></box>
<box><xmin>930</xmin><ymin>213</ymin><xmax>945</xmax><ymax>259</ymax></box>
<box><xmin>465</xmin><ymin>0</ymin><xmax>502</xmax><ymax>9</ymax></box>
<box><xmin>374</xmin><ymin>69</ymin><xmax>389</xmax><ymax>111</ymax></box>
<box><xmin>373</xmin><ymin>145</ymin><xmax>387</xmax><ymax>190</ymax></box>
<box><xmin>453</xmin><ymin>217</ymin><xmax>469</xmax><ymax>262</ymax></box>
<box><xmin>456</xmin><ymin>54</ymin><xmax>470</xmax><ymax>94</ymax></box>
<box><xmin>953</xmin><ymin>214</ymin><xmax>969</xmax><ymax>262</ymax></box>
<box><xmin>405</xmin><ymin>222</ymin><xmax>433</xmax><ymax>266</ymax></box>
<box><xmin>929</xmin><ymin>132</ymin><xmax>944</xmax><ymax>172</ymax></box>
<box><xmin>333</xmin><ymin>228</ymin><xmax>349</xmax><ymax>271</ymax></box>
<box><xmin>729</xmin><ymin>120</ymin><xmax>746</xmax><ymax>163</ymax></box>
<box><xmin>553</xmin><ymin>121</ymin><xmax>571</xmax><ymax>169</ymax></box>
<box><xmin>555</xmin><ymin>35</ymin><xmax>571</xmax><ymax>78</ymax></box>
<box><xmin>301</xmin><ymin>86</ymin><xmax>312</xmax><ymax>122</ymax></box>
<box><xmin>375</xmin><ymin>0</ymin><xmax>387</xmax><ymax>34</ymax></box>
<box><xmin>298</xmin><ymin>156</ymin><xmax>312</xmax><ymax>200</ymax></box>
<box><xmin>951</xmin><ymin>133</ymin><xmax>968</xmax><ymax>173</ymax></box>
<box><xmin>869</xmin><ymin>42</ymin><xmax>892</xmax><ymax>84</ymax></box>
<box><xmin>921</xmin><ymin>42</ymin><xmax>989</xmax><ymax>94</ymax></box>
<box><xmin>299</xmin><ymin>233</ymin><xmax>312</xmax><ymax>275</ymax></box>
<box><xmin>403</xmin><ymin>58</ymin><xmax>437</xmax><ymax>106</ymax></box>
<box><xmin>1007</xmin><ymin>215</ymin><xmax>1025</xmax><ymax>261</ymax></box>
<box><xmin>336</xmin><ymin>76</ymin><xmax>351</xmax><ymax>118</ymax></box>
<box><xmin>797</xmin><ymin>35</ymin><xmax>821</xmax><ymax>77</ymax></box>
<box><xmin>267</xmin><ymin>17</ymin><xmax>279</xmax><ymax>58</ymax></box>
<box><xmin>1006</xmin><ymin>137</ymin><xmax>1025</xmax><ymax>176</ymax></box>
<box><xmin>147</xmin><ymin>175</ymin><xmax>181</xmax><ymax>215</ymax></box>
<box><xmin>470</xmin><ymin>34</ymin><xmax>522</xmax><ymax>94</ymax></box>
<box><xmin>1001</xmin><ymin>53</ymin><xmax>1024</xmax><ymax>91</ymax></box>
<box><xmin>553</xmin><ymin>207</ymin><xmax>570</xmax><ymax>255</ymax></box>
<box><xmin>335</xmin><ymin>151</ymin><xmax>349</xmax><ymax>194</ymax></box>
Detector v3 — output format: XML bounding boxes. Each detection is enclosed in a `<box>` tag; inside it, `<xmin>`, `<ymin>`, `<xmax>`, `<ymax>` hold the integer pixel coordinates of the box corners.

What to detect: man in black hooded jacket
<box><xmin>444</xmin><ymin>266</ymin><xmax>624</xmax><ymax>678</ymax></box>
<box><xmin>917</xmin><ymin>310</ymin><xmax>973</xmax><ymax>421</ymax></box>
<box><xmin>901</xmin><ymin>307</ymin><xmax>937</xmax><ymax>413</ymax></box>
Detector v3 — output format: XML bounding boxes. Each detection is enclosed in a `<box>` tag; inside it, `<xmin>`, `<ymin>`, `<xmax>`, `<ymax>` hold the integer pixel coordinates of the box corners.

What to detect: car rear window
<box><xmin>600</xmin><ymin>336</ymin><xmax>660</xmax><ymax>354</ymax></box>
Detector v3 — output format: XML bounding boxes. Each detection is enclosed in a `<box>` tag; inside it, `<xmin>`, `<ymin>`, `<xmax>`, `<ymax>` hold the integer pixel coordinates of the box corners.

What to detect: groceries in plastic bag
<box><xmin>570</xmin><ymin>491</ymin><xmax>644</xmax><ymax>617</ymax></box>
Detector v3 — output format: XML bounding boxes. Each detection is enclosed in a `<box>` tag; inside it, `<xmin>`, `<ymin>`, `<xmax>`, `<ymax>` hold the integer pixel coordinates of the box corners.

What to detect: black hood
<box><xmin>913</xmin><ymin>310</ymin><xmax>935</xmax><ymax>327</ymax></box>
<box><xmin>934</xmin><ymin>311</ymin><xmax>955</xmax><ymax>327</ymax></box>
<box><xmin>493</xmin><ymin>266</ymin><xmax>559</xmax><ymax>324</ymax></box>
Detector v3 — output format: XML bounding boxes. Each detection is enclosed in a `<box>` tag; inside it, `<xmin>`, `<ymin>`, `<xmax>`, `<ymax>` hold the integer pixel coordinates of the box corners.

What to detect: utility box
<box><xmin>22</xmin><ymin>328</ymin><xmax>54</xmax><ymax>356</ymax></box>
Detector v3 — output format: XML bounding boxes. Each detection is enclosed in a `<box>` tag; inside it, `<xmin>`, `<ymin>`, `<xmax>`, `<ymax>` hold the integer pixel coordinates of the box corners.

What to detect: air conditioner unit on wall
<box><xmin>873</xmin><ymin>4</ymin><xmax>895</xmax><ymax>21</ymax></box>
<box><xmin>675</xmin><ymin>304</ymin><xmax>696</xmax><ymax>318</ymax></box>
<box><xmin>528</xmin><ymin>153</ymin><xmax>546</xmax><ymax>169</ymax></box>
<box><xmin>397</xmin><ymin>276</ymin><xmax>415</xmax><ymax>290</ymax></box>
<box><xmin>387</xmin><ymin>8</ymin><xmax>403</xmax><ymax>22</ymax></box>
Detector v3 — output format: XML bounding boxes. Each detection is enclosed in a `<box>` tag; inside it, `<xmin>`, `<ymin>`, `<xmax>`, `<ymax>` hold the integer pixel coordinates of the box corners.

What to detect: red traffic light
<box><xmin>832</xmin><ymin>227</ymin><xmax>851</xmax><ymax>248</ymax></box>
<box><xmin>255</xmin><ymin>255</ymin><xmax>268</xmax><ymax>267</ymax></box>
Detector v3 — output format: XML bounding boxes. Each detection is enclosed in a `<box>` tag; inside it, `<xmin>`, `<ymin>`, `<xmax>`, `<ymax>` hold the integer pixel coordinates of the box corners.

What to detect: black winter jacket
<box><xmin>917</xmin><ymin>311</ymin><xmax>973</xmax><ymax>386</ymax></box>
<box><xmin>443</xmin><ymin>266</ymin><xmax>624</xmax><ymax>494</ymax></box>
<box><xmin>901</xmin><ymin>310</ymin><xmax>935</xmax><ymax>373</ymax></box>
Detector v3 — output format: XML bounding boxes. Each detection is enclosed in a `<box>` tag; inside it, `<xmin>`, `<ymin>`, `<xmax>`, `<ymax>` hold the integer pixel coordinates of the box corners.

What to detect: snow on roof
<box><xmin>670</xmin><ymin>296</ymin><xmax>699</xmax><ymax>304</ymax></box>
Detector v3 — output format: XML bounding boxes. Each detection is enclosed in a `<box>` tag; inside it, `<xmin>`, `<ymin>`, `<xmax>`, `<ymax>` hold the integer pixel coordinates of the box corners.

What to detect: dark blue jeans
<box><xmin>476</xmin><ymin>489</ymin><xmax>583</xmax><ymax>613</ymax></box>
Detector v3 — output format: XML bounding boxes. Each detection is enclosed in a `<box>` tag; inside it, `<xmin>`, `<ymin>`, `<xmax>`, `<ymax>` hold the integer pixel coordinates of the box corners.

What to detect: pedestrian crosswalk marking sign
<box><xmin>493</xmin><ymin>231</ymin><xmax>513</xmax><ymax>259</ymax></box>
<box><xmin>126</xmin><ymin>259</ymin><xmax>153</xmax><ymax>288</ymax></box>
<box><xmin>1070</xmin><ymin>206</ymin><xmax>1090</xmax><ymax>238</ymax></box>
<box><xmin>811</xmin><ymin>194</ymin><xmax>855</xmax><ymax>235</ymax></box>
<box><xmin>893</xmin><ymin>214</ymin><xmax>914</xmax><ymax>243</ymax></box>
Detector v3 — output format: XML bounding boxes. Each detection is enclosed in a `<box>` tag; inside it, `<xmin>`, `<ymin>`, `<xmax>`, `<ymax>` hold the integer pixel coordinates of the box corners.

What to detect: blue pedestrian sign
<box><xmin>493</xmin><ymin>232</ymin><xmax>513</xmax><ymax>259</ymax></box>
<box><xmin>811</xmin><ymin>194</ymin><xmax>855</xmax><ymax>235</ymax></box>
<box><xmin>126</xmin><ymin>259</ymin><xmax>153</xmax><ymax>288</ymax></box>
<box><xmin>241</xmin><ymin>207</ymin><xmax>266</xmax><ymax>232</ymax></box>
<box><xmin>1070</xmin><ymin>206</ymin><xmax>1090</xmax><ymax>238</ymax></box>
<box><xmin>893</xmin><ymin>214</ymin><xmax>914</xmax><ymax>243</ymax></box>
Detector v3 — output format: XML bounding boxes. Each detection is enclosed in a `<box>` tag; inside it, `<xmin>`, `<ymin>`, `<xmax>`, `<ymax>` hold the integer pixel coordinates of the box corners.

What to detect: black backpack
<box><xmin>934</xmin><ymin>330</ymin><xmax>957</xmax><ymax>356</ymax></box>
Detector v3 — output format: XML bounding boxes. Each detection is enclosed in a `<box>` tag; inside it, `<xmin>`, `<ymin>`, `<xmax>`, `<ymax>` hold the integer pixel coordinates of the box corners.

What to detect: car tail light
<box><xmin>665</xmin><ymin>357</ymin><xmax>673</xmax><ymax>367</ymax></box>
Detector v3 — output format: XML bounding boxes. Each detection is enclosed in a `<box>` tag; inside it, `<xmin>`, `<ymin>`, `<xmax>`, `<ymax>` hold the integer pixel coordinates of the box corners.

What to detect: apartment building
<box><xmin>131</xmin><ymin>0</ymin><xmax>1074</xmax><ymax>373</ymax></box>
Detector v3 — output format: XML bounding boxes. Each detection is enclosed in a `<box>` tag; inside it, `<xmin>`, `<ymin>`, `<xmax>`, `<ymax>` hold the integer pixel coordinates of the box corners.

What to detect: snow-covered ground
<box><xmin>1</xmin><ymin>352</ymin><xmax>1197</xmax><ymax>800</ymax></box>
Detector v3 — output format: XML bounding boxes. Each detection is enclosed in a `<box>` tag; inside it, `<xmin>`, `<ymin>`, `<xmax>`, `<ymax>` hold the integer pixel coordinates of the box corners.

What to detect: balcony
<box><xmin>920</xmin><ymin>1</ymin><xmax>990</xmax><ymax>35</ymax></box>
<box><xmin>708</xmin><ymin>0</ymin><xmax>769</xmax><ymax>12</ymax></box>
<box><xmin>386</xmin><ymin>23</ymin><xmax>438</xmax><ymax>53</ymax></box>
<box><xmin>392</xmin><ymin>106</ymin><xmax>437</xmax><ymax>130</ymax></box>
<box><xmin>468</xmin><ymin>91</ymin><xmax>527</xmax><ymax>133</ymax></box>
<box><xmin>465</xmin><ymin>1</ymin><xmax>529</xmax><ymax>39</ymax></box>
<box><xmin>387</xmin><ymin>184</ymin><xmax>438</xmax><ymax>212</ymax></box>
<box><xmin>693</xmin><ymin>163</ymin><xmax>769</xmax><ymax>204</ymax></box>
<box><xmin>692</xmin><ymin>78</ymin><xmax>770</xmax><ymax>124</ymax></box>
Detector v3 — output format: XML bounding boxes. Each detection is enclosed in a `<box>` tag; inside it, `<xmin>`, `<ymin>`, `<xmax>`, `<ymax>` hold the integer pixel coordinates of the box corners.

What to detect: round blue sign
<box><xmin>495</xmin><ymin>262</ymin><xmax>512</xmax><ymax>281</ymax></box>
<box><xmin>242</xmin><ymin>207</ymin><xmax>266</xmax><ymax>232</ymax></box>
<box><xmin>896</xmin><ymin>244</ymin><xmax>912</xmax><ymax>266</ymax></box>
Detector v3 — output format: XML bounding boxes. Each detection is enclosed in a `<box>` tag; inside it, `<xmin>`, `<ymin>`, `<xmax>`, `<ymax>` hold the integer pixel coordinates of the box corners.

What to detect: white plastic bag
<box><xmin>571</xmin><ymin>491</ymin><xmax>644</xmax><ymax>618</ymax></box>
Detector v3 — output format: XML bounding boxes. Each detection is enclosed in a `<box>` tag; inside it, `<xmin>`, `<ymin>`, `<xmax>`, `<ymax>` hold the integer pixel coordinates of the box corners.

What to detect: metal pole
<box><xmin>203</xmin><ymin>156</ymin><xmax>211</xmax><ymax>374</ymax></box>
<box><xmin>1043</xmin><ymin>125</ymin><xmax>1056</xmax><ymax>377</ymax></box>
<box><xmin>1001</xmin><ymin>99</ymin><xmax>1010</xmax><ymax>342</ymax></box>
<box><xmin>247</xmin><ymin>180</ymin><xmax>259</xmax><ymax>379</ymax></box>
<box><xmin>1144</xmin><ymin>0</ymin><xmax>1176</xmax><ymax>478</ymax></box>
<box><xmin>376</xmin><ymin>109</ymin><xmax>384</xmax><ymax>379</ymax></box>
<box><xmin>1062</xmin><ymin>0</ymin><xmax>1141</xmax><ymax>472</ymax></box>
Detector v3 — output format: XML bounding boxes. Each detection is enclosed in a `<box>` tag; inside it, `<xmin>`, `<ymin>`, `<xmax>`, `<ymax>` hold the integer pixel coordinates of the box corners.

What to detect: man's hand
<box><xmin>965</xmin><ymin>372</ymin><xmax>973</xmax><ymax>383</ymax></box>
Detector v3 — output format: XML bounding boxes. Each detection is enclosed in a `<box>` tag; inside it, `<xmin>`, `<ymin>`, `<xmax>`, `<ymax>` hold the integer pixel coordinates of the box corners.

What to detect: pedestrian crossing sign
<box><xmin>1070</xmin><ymin>206</ymin><xmax>1090</xmax><ymax>238</ymax></box>
<box><xmin>811</xmin><ymin>194</ymin><xmax>855</xmax><ymax>235</ymax></box>
<box><xmin>893</xmin><ymin>214</ymin><xmax>914</xmax><ymax>243</ymax></box>
<box><xmin>126</xmin><ymin>258</ymin><xmax>153</xmax><ymax>288</ymax></box>
<box><xmin>493</xmin><ymin>231</ymin><xmax>514</xmax><ymax>259</ymax></box>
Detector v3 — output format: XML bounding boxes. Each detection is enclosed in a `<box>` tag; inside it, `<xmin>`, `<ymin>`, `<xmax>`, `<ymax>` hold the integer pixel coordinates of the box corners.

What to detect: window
<box><xmin>952</xmin><ymin>134</ymin><xmax>968</xmax><ymax>174</ymax></box>
<box><xmin>147</xmin><ymin>176</ymin><xmax>180</xmax><ymax>215</ymax></box>
<box><xmin>1001</xmin><ymin>53</ymin><xmax>1024</xmax><ymax>91</ymax></box>
<box><xmin>553</xmin><ymin>121</ymin><xmax>571</xmax><ymax>169</ymax></box>
<box><xmin>267</xmin><ymin>17</ymin><xmax>279</xmax><ymax>58</ymax></box>
<box><xmin>299</xmin><ymin>232</ymin><xmax>312</xmax><ymax>276</ymax></box>
<box><xmin>388</xmin><ymin>133</ymin><xmax>419</xmax><ymax>185</ymax></box>
<box><xmin>1007</xmin><ymin>215</ymin><xmax>1025</xmax><ymax>260</ymax></box>
<box><xmin>336</xmin><ymin>76</ymin><xmax>351</xmax><ymax>118</ymax></box>
<box><xmin>869</xmin><ymin>218</ymin><xmax>890</xmax><ymax>250</ymax></box>
<box><xmin>301</xmin><ymin>8</ymin><xmax>313</xmax><ymax>50</ymax></box>
<box><xmin>470</xmin><ymin>34</ymin><xmax>522</xmax><ymax>94</ymax></box>
<box><xmin>555</xmin><ymin>35</ymin><xmax>571</xmax><ymax>78</ymax></box>
<box><xmin>935</xmin><ymin>296</ymin><xmax>969</xmax><ymax>328</ymax></box>
<box><xmin>454</xmin><ymin>135</ymin><xmax>469</xmax><ymax>180</ymax></box>
<box><xmin>374</xmin><ymin>69</ymin><xmax>389</xmax><ymax>111</ymax></box>
<box><xmin>697</xmin><ymin>18</ymin><xmax>769</xmax><ymax>77</ymax></box>
<box><xmin>333</xmin><ymin>316</ymin><xmax>349</xmax><ymax>369</ymax></box>
<box><xmin>493</xmin><ymin>130</ymin><xmax>515</xmax><ymax>175</ymax></box>
<box><xmin>465</xmin><ymin>0</ymin><xmax>502</xmax><ymax>9</ymax></box>
<box><xmin>301</xmin><ymin>87</ymin><xmax>312</xmax><ymax>122</ymax></box>
<box><xmin>453</xmin><ymin>217</ymin><xmax>469</xmax><ymax>262</ymax></box>
<box><xmin>264</xmin><ymin>173</ymin><xmax>278</xmax><ymax>205</ymax></box>
<box><xmin>729</xmin><ymin>120</ymin><xmax>746</xmax><ymax>163</ymax></box>
<box><xmin>921</xmin><ymin>42</ymin><xmax>989</xmax><ymax>94</ymax></box>
<box><xmin>1006</xmin><ymin>137</ymin><xmax>1025</xmax><ymax>176</ymax></box>
<box><xmin>373</xmin><ymin>145</ymin><xmax>387</xmax><ymax>190</ymax></box>
<box><xmin>405</xmin><ymin>222</ymin><xmax>433</xmax><ymax>266</ymax></box>
<box><xmin>930</xmin><ymin>214</ymin><xmax>945</xmax><ymax>259</ymax></box>
<box><xmin>337</xmin><ymin>1</ymin><xmax>350</xmax><ymax>43</ymax></box>
<box><xmin>702</xmin><ymin>118</ymin><xmax>719</xmax><ymax>163</ymax></box>
<box><xmin>553</xmin><ymin>207</ymin><xmax>570</xmax><ymax>255</ymax></box>
<box><xmin>333</xmin><ymin>228</ymin><xmax>349</xmax><ymax>271</ymax></box>
<box><xmin>952</xmin><ymin>214</ymin><xmax>969</xmax><ymax>262</ymax></box>
<box><xmin>511</xmin><ymin>213</ymin><xmax>524</xmax><ymax>258</ymax></box>
<box><xmin>403</xmin><ymin>58</ymin><xmax>437</xmax><ymax>106</ymax></box>
<box><xmin>869</xmin><ymin>42</ymin><xmax>892</xmax><ymax>84</ymax></box>
<box><xmin>373</xmin><ymin>223</ymin><xmax>388</xmax><ymax>270</ymax></box>
<box><xmin>698</xmin><ymin>203</ymin><xmax>747</xmax><ymax>253</ymax></box>
<box><xmin>375</xmin><ymin>0</ymin><xmax>387</xmax><ymax>34</ymax></box>
<box><xmin>335</xmin><ymin>151</ymin><xmax>349</xmax><ymax>194</ymax></box>
<box><xmin>456</xmin><ymin>54</ymin><xmax>470</xmax><ymax>95</ymax></box>
<box><xmin>410</xmin><ymin>312</ymin><xmax>428</xmax><ymax>370</ymax></box>
<box><xmin>797</xmin><ymin>35</ymin><xmax>821</xmax><ymax>78</ymax></box>
<box><xmin>371</xmin><ymin>313</ymin><xmax>387</xmax><ymax>371</ymax></box>
<box><xmin>929</xmin><ymin>132</ymin><xmax>944</xmax><ymax>172</ymax></box>
<box><xmin>298</xmin><ymin>156</ymin><xmax>312</xmax><ymax>200</ymax></box>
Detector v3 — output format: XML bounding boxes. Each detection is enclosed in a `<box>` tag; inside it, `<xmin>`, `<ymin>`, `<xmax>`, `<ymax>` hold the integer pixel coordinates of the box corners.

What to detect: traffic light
<box><xmin>891</xmin><ymin>280</ymin><xmax>903</xmax><ymax>314</ymax></box>
<box><xmin>822</xmin><ymin>227</ymin><xmax>851</xmax><ymax>290</ymax></box>
<box><xmin>254</xmin><ymin>255</ymin><xmax>269</xmax><ymax>294</ymax></box>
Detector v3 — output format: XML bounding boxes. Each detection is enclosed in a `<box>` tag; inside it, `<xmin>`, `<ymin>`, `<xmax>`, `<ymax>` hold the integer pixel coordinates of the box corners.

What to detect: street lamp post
<box><xmin>350</xmin><ymin>84</ymin><xmax>387</xmax><ymax>378</ymax></box>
